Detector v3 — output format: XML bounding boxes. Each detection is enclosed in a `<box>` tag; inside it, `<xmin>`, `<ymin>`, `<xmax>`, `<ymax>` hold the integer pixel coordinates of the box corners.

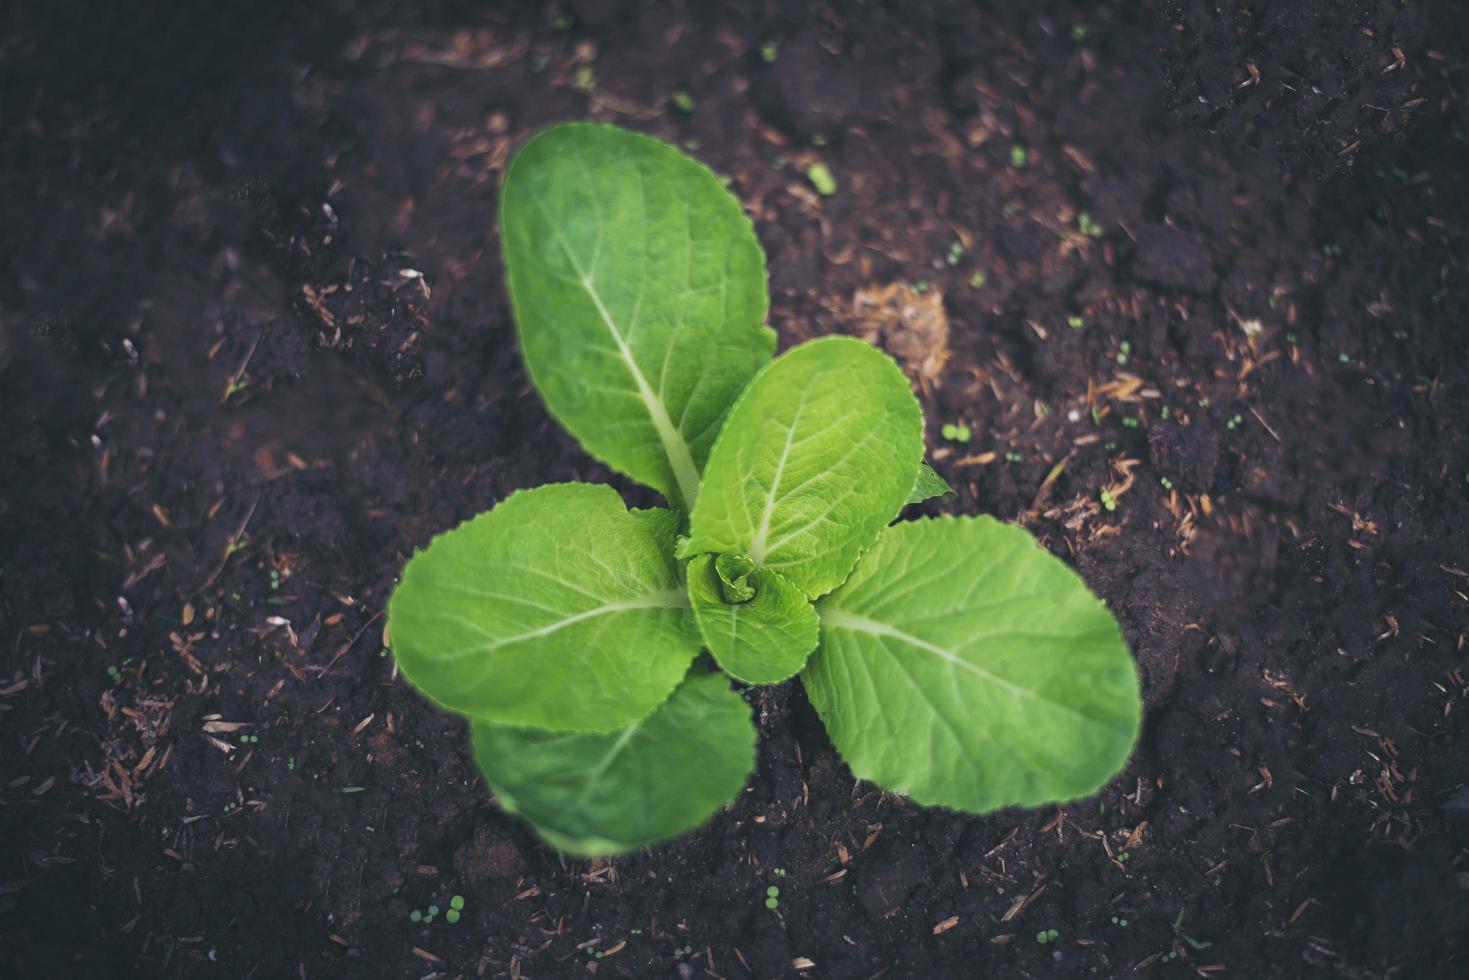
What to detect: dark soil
<box><xmin>4</xmin><ymin>2</ymin><xmax>1468</xmax><ymax>978</ymax></box>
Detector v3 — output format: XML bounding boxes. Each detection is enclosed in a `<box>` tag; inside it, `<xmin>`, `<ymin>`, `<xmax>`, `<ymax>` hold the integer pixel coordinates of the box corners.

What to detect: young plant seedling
<box><xmin>387</xmin><ymin>123</ymin><xmax>1141</xmax><ymax>855</ymax></box>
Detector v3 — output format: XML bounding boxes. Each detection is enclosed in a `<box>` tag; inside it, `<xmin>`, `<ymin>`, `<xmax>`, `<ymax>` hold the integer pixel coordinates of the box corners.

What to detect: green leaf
<box><xmin>472</xmin><ymin>670</ymin><xmax>756</xmax><ymax>856</ymax></box>
<box><xmin>388</xmin><ymin>483</ymin><xmax>701</xmax><ymax>732</ymax></box>
<box><xmin>907</xmin><ymin>462</ymin><xmax>954</xmax><ymax>505</ymax></box>
<box><xmin>713</xmin><ymin>553</ymin><xmax>757</xmax><ymax>603</ymax></box>
<box><xmin>501</xmin><ymin>123</ymin><xmax>775</xmax><ymax>510</ymax></box>
<box><xmin>684</xmin><ymin>336</ymin><xmax>924</xmax><ymax>599</ymax></box>
<box><xmin>804</xmin><ymin>516</ymin><xmax>1140</xmax><ymax>811</ymax></box>
<box><xmin>687</xmin><ymin>554</ymin><xmax>820</xmax><ymax>684</ymax></box>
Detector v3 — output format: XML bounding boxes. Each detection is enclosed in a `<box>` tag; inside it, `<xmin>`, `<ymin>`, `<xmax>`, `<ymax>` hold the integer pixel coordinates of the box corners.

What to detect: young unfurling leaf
<box><xmin>687</xmin><ymin>554</ymin><xmax>819</xmax><ymax>684</ymax></box>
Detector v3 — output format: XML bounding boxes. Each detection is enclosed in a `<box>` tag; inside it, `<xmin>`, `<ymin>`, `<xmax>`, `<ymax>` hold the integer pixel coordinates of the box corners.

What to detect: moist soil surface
<box><xmin>3</xmin><ymin>2</ymin><xmax>1468</xmax><ymax>978</ymax></box>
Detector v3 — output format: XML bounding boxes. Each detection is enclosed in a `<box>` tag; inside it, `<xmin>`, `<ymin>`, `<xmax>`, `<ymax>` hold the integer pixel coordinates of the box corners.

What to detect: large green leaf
<box><xmin>804</xmin><ymin>516</ymin><xmax>1140</xmax><ymax>811</ymax></box>
<box><xmin>684</xmin><ymin>336</ymin><xmax>924</xmax><ymax>599</ymax></box>
<box><xmin>472</xmin><ymin>670</ymin><xmax>756</xmax><ymax>856</ymax></box>
<box><xmin>687</xmin><ymin>554</ymin><xmax>819</xmax><ymax>684</ymax></box>
<box><xmin>388</xmin><ymin>484</ymin><xmax>701</xmax><ymax>732</ymax></box>
<box><xmin>501</xmin><ymin>123</ymin><xmax>775</xmax><ymax>510</ymax></box>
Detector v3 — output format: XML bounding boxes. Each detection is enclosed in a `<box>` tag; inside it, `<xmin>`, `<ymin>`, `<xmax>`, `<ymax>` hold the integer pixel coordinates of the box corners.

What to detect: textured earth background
<box><xmin>2</xmin><ymin>1</ymin><xmax>1467</xmax><ymax>977</ymax></box>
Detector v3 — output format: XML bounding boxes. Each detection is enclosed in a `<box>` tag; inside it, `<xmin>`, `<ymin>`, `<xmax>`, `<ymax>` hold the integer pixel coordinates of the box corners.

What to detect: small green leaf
<box><xmin>804</xmin><ymin>516</ymin><xmax>1140</xmax><ymax>811</ymax></box>
<box><xmin>389</xmin><ymin>484</ymin><xmax>701</xmax><ymax>732</ymax></box>
<box><xmin>685</xmin><ymin>336</ymin><xmax>924</xmax><ymax>599</ymax></box>
<box><xmin>806</xmin><ymin>163</ymin><xmax>836</xmax><ymax>196</ymax></box>
<box><xmin>687</xmin><ymin>554</ymin><xmax>819</xmax><ymax>684</ymax></box>
<box><xmin>714</xmin><ymin>553</ymin><xmax>757</xmax><ymax>603</ymax></box>
<box><xmin>501</xmin><ymin>123</ymin><xmax>775</xmax><ymax>510</ymax></box>
<box><xmin>472</xmin><ymin>671</ymin><xmax>756</xmax><ymax>855</ymax></box>
<box><xmin>907</xmin><ymin>462</ymin><xmax>953</xmax><ymax>505</ymax></box>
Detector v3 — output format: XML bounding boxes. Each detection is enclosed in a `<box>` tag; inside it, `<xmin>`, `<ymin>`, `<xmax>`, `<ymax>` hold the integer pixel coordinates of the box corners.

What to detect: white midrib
<box><xmin>449</xmin><ymin>589</ymin><xmax>687</xmax><ymax>659</ymax></box>
<box><xmin>576</xmin><ymin>274</ymin><xmax>702</xmax><ymax>508</ymax></box>
<box><xmin>746</xmin><ymin>394</ymin><xmax>806</xmax><ymax>565</ymax></box>
<box><xmin>532</xmin><ymin>189</ymin><xmax>702</xmax><ymax>509</ymax></box>
<box><xmin>573</xmin><ymin>719</ymin><xmax>643</xmax><ymax>807</ymax></box>
<box><xmin>817</xmin><ymin>607</ymin><xmax>1094</xmax><ymax>722</ymax></box>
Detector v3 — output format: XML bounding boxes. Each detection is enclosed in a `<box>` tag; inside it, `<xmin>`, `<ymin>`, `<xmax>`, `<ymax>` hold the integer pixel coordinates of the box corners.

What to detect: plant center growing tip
<box><xmin>714</xmin><ymin>554</ymin><xmax>758</xmax><ymax>604</ymax></box>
